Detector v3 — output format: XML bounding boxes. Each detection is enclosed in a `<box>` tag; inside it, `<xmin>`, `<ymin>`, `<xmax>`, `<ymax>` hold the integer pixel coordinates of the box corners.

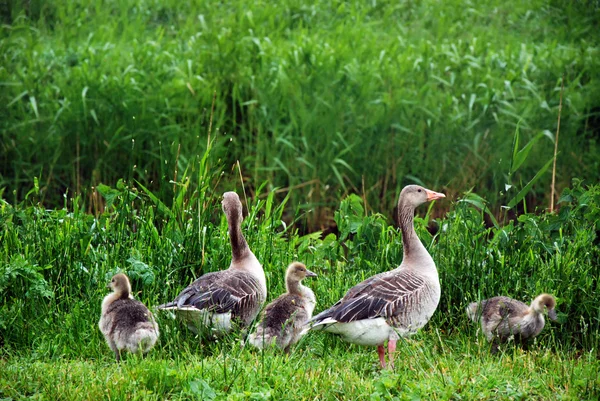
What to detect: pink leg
<box><xmin>377</xmin><ymin>344</ymin><xmax>386</xmax><ymax>368</ymax></box>
<box><xmin>388</xmin><ymin>339</ymin><xmax>397</xmax><ymax>369</ymax></box>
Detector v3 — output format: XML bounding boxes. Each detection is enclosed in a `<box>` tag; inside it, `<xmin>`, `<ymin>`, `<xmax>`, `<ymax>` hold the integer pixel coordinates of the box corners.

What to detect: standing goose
<box><xmin>466</xmin><ymin>294</ymin><xmax>557</xmax><ymax>352</ymax></box>
<box><xmin>309</xmin><ymin>185</ymin><xmax>445</xmax><ymax>368</ymax></box>
<box><xmin>247</xmin><ymin>262</ymin><xmax>317</xmax><ymax>352</ymax></box>
<box><xmin>158</xmin><ymin>192</ymin><xmax>267</xmax><ymax>334</ymax></box>
<box><xmin>99</xmin><ymin>273</ymin><xmax>159</xmax><ymax>361</ymax></box>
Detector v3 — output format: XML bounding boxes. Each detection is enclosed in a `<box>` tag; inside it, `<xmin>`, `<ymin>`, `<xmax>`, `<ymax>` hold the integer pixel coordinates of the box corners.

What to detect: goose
<box><xmin>158</xmin><ymin>192</ymin><xmax>267</xmax><ymax>335</ymax></box>
<box><xmin>247</xmin><ymin>262</ymin><xmax>317</xmax><ymax>352</ymax></box>
<box><xmin>99</xmin><ymin>273</ymin><xmax>159</xmax><ymax>361</ymax></box>
<box><xmin>466</xmin><ymin>293</ymin><xmax>557</xmax><ymax>352</ymax></box>
<box><xmin>308</xmin><ymin>185</ymin><xmax>445</xmax><ymax>368</ymax></box>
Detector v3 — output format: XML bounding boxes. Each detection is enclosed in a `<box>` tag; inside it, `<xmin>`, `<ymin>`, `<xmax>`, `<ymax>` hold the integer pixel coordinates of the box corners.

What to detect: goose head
<box><xmin>222</xmin><ymin>192</ymin><xmax>243</xmax><ymax>221</ymax></box>
<box><xmin>531</xmin><ymin>293</ymin><xmax>557</xmax><ymax>321</ymax></box>
<box><xmin>108</xmin><ymin>273</ymin><xmax>132</xmax><ymax>298</ymax></box>
<box><xmin>399</xmin><ymin>185</ymin><xmax>446</xmax><ymax>209</ymax></box>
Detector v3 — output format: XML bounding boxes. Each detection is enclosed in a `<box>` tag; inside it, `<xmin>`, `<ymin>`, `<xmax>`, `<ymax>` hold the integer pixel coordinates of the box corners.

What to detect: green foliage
<box><xmin>0</xmin><ymin>180</ymin><xmax>599</xmax><ymax>399</ymax></box>
<box><xmin>0</xmin><ymin>255</ymin><xmax>53</xmax><ymax>334</ymax></box>
<box><xmin>438</xmin><ymin>180</ymin><xmax>600</xmax><ymax>350</ymax></box>
<box><xmin>2</xmin><ymin>0</ymin><xmax>600</xmax><ymax>229</ymax></box>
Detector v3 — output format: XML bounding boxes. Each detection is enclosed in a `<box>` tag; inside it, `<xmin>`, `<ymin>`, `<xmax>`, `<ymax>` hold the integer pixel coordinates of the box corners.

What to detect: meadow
<box><xmin>2</xmin><ymin>0</ymin><xmax>600</xmax><ymax>399</ymax></box>
<box><xmin>1</xmin><ymin>166</ymin><xmax>599</xmax><ymax>399</ymax></box>
<box><xmin>1</xmin><ymin>0</ymin><xmax>600</xmax><ymax>229</ymax></box>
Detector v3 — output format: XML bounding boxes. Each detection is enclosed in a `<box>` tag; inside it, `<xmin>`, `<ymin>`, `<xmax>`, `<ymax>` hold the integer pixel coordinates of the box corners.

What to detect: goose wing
<box><xmin>168</xmin><ymin>270</ymin><xmax>265</xmax><ymax>321</ymax></box>
<box><xmin>313</xmin><ymin>270</ymin><xmax>427</xmax><ymax>324</ymax></box>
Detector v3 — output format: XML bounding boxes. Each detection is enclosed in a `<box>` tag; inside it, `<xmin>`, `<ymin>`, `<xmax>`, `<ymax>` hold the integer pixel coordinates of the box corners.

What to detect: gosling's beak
<box><xmin>548</xmin><ymin>309</ymin><xmax>558</xmax><ymax>321</ymax></box>
<box><xmin>305</xmin><ymin>270</ymin><xmax>318</xmax><ymax>278</ymax></box>
<box><xmin>106</xmin><ymin>283</ymin><xmax>112</xmax><ymax>289</ymax></box>
<box><xmin>426</xmin><ymin>190</ymin><xmax>446</xmax><ymax>201</ymax></box>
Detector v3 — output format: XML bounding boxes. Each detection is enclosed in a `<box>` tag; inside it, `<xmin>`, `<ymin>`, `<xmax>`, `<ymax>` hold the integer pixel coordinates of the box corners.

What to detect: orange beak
<box><xmin>426</xmin><ymin>190</ymin><xmax>446</xmax><ymax>201</ymax></box>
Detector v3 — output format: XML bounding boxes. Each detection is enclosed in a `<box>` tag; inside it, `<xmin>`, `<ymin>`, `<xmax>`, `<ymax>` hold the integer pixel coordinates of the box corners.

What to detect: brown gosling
<box><xmin>247</xmin><ymin>262</ymin><xmax>317</xmax><ymax>353</ymax></box>
<box><xmin>99</xmin><ymin>273</ymin><xmax>159</xmax><ymax>361</ymax></box>
<box><xmin>467</xmin><ymin>293</ymin><xmax>557</xmax><ymax>353</ymax></box>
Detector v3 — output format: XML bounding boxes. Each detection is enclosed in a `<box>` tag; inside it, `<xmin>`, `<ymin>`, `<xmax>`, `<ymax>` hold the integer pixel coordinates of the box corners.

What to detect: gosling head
<box><xmin>108</xmin><ymin>273</ymin><xmax>132</xmax><ymax>298</ymax></box>
<box><xmin>532</xmin><ymin>294</ymin><xmax>557</xmax><ymax>321</ymax></box>
<box><xmin>399</xmin><ymin>185</ymin><xmax>445</xmax><ymax>209</ymax></box>
<box><xmin>222</xmin><ymin>192</ymin><xmax>243</xmax><ymax>220</ymax></box>
<box><xmin>286</xmin><ymin>262</ymin><xmax>317</xmax><ymax>284</ymax></box>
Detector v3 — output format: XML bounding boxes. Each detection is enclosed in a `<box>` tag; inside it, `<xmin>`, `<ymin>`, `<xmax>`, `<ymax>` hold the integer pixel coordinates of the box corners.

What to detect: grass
<box><xmin>2</xmin><ymin>335</ymin><xmax>599</xmax><ymax>400</ymax></box>
<box><xmin>1</xmin><ymin>173</ymin><xmax>599</xmax><ymax>399</ymax></box>
<box><xmin>1</xmin><ymin>0</ymin><xmax>600</xmax><ymax>229</ymax></box>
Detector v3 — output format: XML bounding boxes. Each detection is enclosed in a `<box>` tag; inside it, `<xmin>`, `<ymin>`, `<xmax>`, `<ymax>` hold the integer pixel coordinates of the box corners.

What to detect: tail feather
<box><xmin>157</xmin><ymin>301</ymin><xmax>177</xmax><ymax>310</ymax></box>
<box><xmin>309</xmin><ymin>306</ymin><xmax>334</xmax><ymax>324</ymax></box>
<box><xmin>466</xmin><ymin>302</ymin><xmax>480</xmax><ymax>322</ymax></box>
<box><xmin>306</xmin><ymin>307</ymin><xmax>338</xmax><ymax>332</ymax></box>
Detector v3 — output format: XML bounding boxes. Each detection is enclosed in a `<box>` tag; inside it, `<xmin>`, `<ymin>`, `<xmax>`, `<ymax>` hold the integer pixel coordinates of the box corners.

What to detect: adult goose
<box><xmin>158</xmin><ymin>192</ymin><xmax>267</xmax><ymax>334</ymax></box>
<box><xmin>247</xmin><ymin>262</ymin><xmax>317</xmax><ymax>352</ymax></box>
<box><xmin>466</xmin><ymin>293</ymin><xmax>557</xmax><ymax>353</ymax></box>
<box><xmin>99</xmin><ymin>273</ymin><xmax>159</xmax><ymax>361</ymax></box>
<box><xmin>309</xmin><ymin>185</ymin><xmax>445</xmax><ymax>368</ymax></box>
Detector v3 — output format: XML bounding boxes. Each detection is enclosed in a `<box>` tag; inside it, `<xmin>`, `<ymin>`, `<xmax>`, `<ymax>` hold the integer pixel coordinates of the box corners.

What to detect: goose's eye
<box><xmin>417</xmin><ymin>189</ymin><xmax>422</xmax><ymax>193</ymax></box>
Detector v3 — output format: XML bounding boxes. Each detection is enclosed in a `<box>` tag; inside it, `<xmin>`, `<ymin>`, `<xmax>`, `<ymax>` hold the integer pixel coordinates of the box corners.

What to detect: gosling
<box><xmin>467</xmin><ymin>293</ymin><xmax>557</xmax><ymax>352</ymax></box>
<box><xmin>99</xmin><ymin>273</ymin><xmax>159</xmax><ymax>361</ymax></box>
<box><xmin>247</xmin><ymin>262</ymin><xmax>317</xmax><ymax>352</ymax></box>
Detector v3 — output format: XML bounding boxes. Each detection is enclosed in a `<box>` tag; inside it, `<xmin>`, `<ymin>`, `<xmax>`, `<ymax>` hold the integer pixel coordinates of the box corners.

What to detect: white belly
<box><xmin>164</xmin><ymin>306</ymin><xmax>233</xmax><ymax>334</ymax></box>
<box><xmin>315</xmin><ymin>318</ymin><xmax>412</xmax><ymax>346</ymax></box>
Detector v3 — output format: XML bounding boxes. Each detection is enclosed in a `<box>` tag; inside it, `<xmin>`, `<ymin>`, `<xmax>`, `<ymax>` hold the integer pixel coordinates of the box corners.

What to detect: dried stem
<box><xmin>207</xmin><ymin>90</ymin><xmax>216</xmax><ymax>148</ymax></box>
<box><xmin>550</xmin><ymin>74</ymin><xmax>565</xmax><ymax>212</ymax></box>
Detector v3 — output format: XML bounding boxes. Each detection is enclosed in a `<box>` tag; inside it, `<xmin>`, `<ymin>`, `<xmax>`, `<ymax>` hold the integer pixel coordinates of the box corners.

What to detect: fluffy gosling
<box><xmin>467</xmin><ymin>293</ymin><xmax>557</xmax><ymax>353</ymax></box>
<box><xmin>99</xmin><ymin>273</ymin><xmax>159</xmax><ymax>361</ymax></box>
<box><xmin>247</xmin><ymin>262</ymin><xmax>317</xmax><ymax>352</ymax></box>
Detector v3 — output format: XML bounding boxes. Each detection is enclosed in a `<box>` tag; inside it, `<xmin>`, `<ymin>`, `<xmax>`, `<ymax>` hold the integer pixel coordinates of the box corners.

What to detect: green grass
<box><xmin>1</xmin><ymin>176</ymin><xmax>599</xmax><ymax>399</ymax></box>
<box><xmin>1</xmin><ymin>0</ymin><xmax>600</xmax><ymax>229</ymax></box>
<box><xmin>2</xmin><ymin>334</ymin><xmax>599</xmax><ymax>400</ymax></box>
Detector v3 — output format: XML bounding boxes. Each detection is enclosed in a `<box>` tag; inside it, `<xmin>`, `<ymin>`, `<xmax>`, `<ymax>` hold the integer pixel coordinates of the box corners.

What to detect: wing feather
<box><xmin>318</xmin><ymin>270</ymin><xmax>428</xmax><ymax>325</ymax></box>
<box><xmin>171</xmin><ymin>270</ymin><xmax>264</xmax><ymax>323</ymax></box>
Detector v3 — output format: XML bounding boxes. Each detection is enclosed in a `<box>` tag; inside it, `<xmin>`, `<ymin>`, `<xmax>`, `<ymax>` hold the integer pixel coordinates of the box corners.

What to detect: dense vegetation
<box><xmin>1</xmin><ymin>171</ymin><xmax>599</xmax><ymax>399</ymax></box>
<box><xmin>2</xmin><ymin>0</ymin><xmax>600</xmax><ymax>399</ymax></box>
<box><xmin>1</xmin><ymin>0</ymin><xmax>600</xmax><ymax>229</ymax></box>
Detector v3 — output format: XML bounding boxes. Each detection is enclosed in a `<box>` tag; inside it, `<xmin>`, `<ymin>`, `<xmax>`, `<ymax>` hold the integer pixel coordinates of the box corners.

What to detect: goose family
<box><xmin>308</xmin><ymin>185</ymin><xmax>445</xmax><ymax>368</ymax></box>
<box><xmin>467</xmin><ymin>293</ymin><xmax>558</xmax><ymax>352</ymax></box>
<box><xmin>99</xmin><ymin>273</ymin><xmax>159</xmax><ymax>361</ymax></box>
<box><xmin>247</xmin><ymin>262</ymin><xmax>317</xmax><ymax>352</ymax></box>
<box><xmin>158</xmin><ymin>191</ymin><xmax>267</xmax><ymax>334</ymax></box>
<box><xmin>97</xmin><ymin>188</ymin><xmax>559</xmax><ymax>366</ymax></box>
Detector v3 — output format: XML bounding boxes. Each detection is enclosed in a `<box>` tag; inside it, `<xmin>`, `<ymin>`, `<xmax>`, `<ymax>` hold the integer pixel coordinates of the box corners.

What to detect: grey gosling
<box><xmin>99</xmin><ymin>273</ymin><xmax>159</xmax><ymax>361</ymax></box>
<box><xmin>308</xmin><ymin>185</ymin><xmax>445</xmax><ymax>368</ymax></box>
<box><xmin>158</xmin><ymin>192</ymin><xmax>267</xmax><ymax>335</ymax></box>
<box><xmin>247</xmin><ymin>262</ymin><xmax>317</xmax><ymax>352</ymax></box>
<box><xmin>467</xmin><ymin>293</ymin><xmax>558</xmax><ymax>353</ymax></box>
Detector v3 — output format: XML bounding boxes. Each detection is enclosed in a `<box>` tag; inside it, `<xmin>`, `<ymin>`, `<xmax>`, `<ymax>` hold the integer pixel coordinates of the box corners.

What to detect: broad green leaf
<box><xmin>511</xmin><ymin>131</ymin><xmax>552</xmax><ymax>174</ymax></box>
<box><xmin>136</xmin><ymin>180</ymin><xmax>174</xmax><ymax>218</ymax></box>
<box><xmin>507</xmin><ymin>156</ymin><xmax>555</xmax><ymax>209</ymax></box>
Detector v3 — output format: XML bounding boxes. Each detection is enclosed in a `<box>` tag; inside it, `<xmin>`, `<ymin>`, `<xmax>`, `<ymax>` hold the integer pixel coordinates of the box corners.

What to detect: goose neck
<box><xmin>228</xmin><ymin>212</ymin><xmax>249</xmax><ymax>261</ymax></box>
<box><xmin>398</xmin><ymin>202</ymin><xmax>423</xmax><ymax>257</ymax></box>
